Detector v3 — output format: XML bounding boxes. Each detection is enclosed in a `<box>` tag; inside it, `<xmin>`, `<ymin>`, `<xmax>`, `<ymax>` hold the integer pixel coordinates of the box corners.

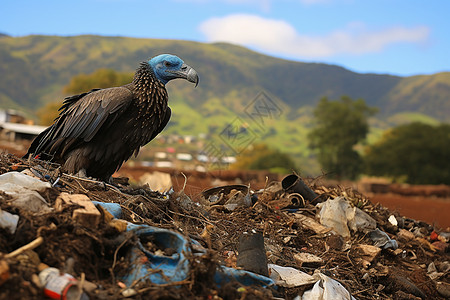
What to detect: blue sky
<box><xmin>2</xmin><ymin>0</ymin><xmax>449</xmax><ymax>76</ymax></box>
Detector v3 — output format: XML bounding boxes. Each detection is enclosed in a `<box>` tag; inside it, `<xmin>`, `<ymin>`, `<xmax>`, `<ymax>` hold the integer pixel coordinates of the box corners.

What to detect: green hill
<box><xmin>1</xmin><ymin>35</ymin><xmax>449</xmax><ymax>121</ymax></box>
<box><xmin>1</xmin><ymin>35</ymin><xmax>449</xmax><ymax>174</ymax></box>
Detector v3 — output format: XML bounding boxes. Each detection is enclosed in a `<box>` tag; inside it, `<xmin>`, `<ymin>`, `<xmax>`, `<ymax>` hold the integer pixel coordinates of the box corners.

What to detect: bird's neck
<box><xmin>133</xmin><ymin>62</ymin><xmax>168</xmax><ymax>111</ymax></box>
<box><xmin>133</xmin><ymin>62</ymin><xmax>165</xmax><ymax>95</ymax></box>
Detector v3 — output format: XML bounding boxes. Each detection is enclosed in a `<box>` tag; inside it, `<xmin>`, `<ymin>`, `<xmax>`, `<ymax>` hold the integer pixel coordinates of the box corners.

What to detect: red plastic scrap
<box><xmin>430</xmin><ymin>231</ymin><xmax>439</xmax><ymax>242</ymax></box>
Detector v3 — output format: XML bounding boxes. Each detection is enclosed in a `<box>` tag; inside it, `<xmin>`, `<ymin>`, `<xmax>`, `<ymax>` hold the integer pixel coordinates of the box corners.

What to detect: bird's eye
<box><xmin>164</xmin><ymin>61</ymin><xmax>171</xmax><ymax>67</ymax></box>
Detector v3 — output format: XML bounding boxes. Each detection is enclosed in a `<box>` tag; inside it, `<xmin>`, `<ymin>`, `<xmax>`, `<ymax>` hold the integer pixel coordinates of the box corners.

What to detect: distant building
<box><xmin>154</xmin><ymin>152</ymin><xmax>168</xmax><ymax>159</ymax></box>
<box><xmin>222</xmin><ymin>156</ymin><xmax>237</xmax><ymax>164</ymax></box>
<box><xmin>0</xmin><ymin>109</ymin><xmax>46</xmax><ymax>141</ymax></box>
<box><xmin>0</xmin><ymin>109</ymin><xmax>28</xmax><ymax>124</ymax></box>
<box><xmin>197</xmin><ymin>154</ymin><xmax>209</xmax><ymax>163</ymax></box>
<box><xmin>155</xmin><ymin>161</ymin><xmax>174</xmax><ymax>168</ymax></box>
<box><xmin>183</xmin><ymin>135</ymin><xmax>196</xmax><ymax>144</ymax></box>
<box><xmin>176</xmin><ymin>153</ymin><xmax>193</xmax><ymax>161</ymax></box>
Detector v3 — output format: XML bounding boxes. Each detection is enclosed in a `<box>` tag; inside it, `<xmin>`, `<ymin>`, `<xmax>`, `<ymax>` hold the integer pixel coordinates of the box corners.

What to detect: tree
<box><xmin>308</xmin><ymin>96</ymin><xmax>377</xmax><ymax>180</ymax></box>
<box><xmin>36</xmin><ymin>69</ymin><xmax>133</xmax><ymax>125</ymax></box>
<box><xmin>36</xmin><ymin>101</ymin><xmax>61</xmax><ymax>125</ymax></box>
<box><xmin>64</xmin><ymin>69</ymin><xmax>133</xmax><ymax>94</ymax></box>
<box><xmin>231</xmin><ymin>143</ymin><xmax>297</xmax><ymax>174</ymax></box>
<box><xmin>364</xmin><ymin>122</ymin><xmax>450</xmax><ymax>184</ymax></box>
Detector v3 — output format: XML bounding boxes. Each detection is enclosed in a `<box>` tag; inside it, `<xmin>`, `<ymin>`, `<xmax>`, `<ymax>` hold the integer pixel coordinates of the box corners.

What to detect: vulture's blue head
<box><xmin>148</xmin><ymin>54</ymin><xmax>199</xmax><ymax>87</ymax></box>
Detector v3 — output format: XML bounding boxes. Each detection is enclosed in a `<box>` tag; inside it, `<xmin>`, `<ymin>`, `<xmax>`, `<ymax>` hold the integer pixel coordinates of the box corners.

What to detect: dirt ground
<box><xmin>370</xmin><ymin>194</ymin><xmax>450</xmax><ymax>229</ymax></box>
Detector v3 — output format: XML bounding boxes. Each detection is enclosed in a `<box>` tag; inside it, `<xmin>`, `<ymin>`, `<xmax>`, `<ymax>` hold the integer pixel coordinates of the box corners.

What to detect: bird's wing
<box><xmin>32</xmin><ymin>87</ymin><xmax>133</xmax><ymax>156</ymax></box>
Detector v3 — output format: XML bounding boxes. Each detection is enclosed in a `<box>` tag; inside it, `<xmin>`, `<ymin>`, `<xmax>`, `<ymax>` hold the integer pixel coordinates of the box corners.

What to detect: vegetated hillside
<box><xmin>1</xmin><ymin>34</ymin><xmax>449</xmax><ymax>123</ymax></box>
<box><xmin>381</xmin><ymin>72</ymin><xmax>450</xmax><ymax>121</ymax></box>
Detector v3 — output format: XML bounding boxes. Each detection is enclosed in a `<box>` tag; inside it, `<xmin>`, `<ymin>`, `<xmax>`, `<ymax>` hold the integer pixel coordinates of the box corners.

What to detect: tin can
<box><xmin>38</xmin><ymin>267</ymin><xmax>87</xmax><ymax>300</ymax></box>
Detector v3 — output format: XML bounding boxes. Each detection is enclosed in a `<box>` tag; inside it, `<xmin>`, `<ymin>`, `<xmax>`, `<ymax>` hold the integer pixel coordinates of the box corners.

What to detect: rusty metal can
<box><xmin>38</xmin><ymin>267</ymin><xmax>88</xmax><ymax>300</ymax></box>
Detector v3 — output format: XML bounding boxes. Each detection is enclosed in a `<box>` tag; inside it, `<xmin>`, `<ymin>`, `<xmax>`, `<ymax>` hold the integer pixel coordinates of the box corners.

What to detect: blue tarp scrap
<box><xmin>93</xmin><ymin>201</ymin><xmax>275</xmax><ymax>288</ymax></box>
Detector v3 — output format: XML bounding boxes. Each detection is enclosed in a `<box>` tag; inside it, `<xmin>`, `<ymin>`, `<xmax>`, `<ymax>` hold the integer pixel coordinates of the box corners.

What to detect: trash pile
<box><xmin>0</xmin><ymin>152</ymin><xmax>449</xmax><ymax>299</ymax></box>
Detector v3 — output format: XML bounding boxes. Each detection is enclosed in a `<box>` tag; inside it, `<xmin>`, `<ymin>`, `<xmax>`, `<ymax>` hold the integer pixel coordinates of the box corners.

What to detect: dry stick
<box><xmin>136</xmin><ymin>279</ymin><xmax>193</xmax><ymax>293</ymax></box>
<box><xmin>352</xmin><ymin>287</ymin><xmax>371</xmax><ymax>296</ymax></box>
<box><xmin>62</xmin><ymin>173</ymin><xmax>121</xmax><ymax>193</ymax></box>
<box><xmin>74</xmin><ymin>178</ymin><xmax>90</xmax><ymax>194</ymax></box>
<box><xmin>5</xmin><ymin>236</ymin><xmax>44</xmax><ymax>259</ymax></box>
<box><xmin>180</xmin><ymin>172</ymin><xmax>188</xmax><ymax>192</ymax></box>
<box><xmin>346</xmin><ymin>251</ymin><xmax>355</xmax><ymax>267</ymax></box>
<box><xmin>59</xmin><ymin>176</ymin><xmax>89</xmax><ymax>194</ymax></box>
<box><xmin>77</xmin><ymin>272</ymin><xmax>86</xmax><ymax>300</ymax></box>
<box><xmin>262</xmin><ymin>176</ymin><xmax>269</xmax><ymax>193</ymax></box>
<box><xmin>120</xmin><ymin>199</ymin><xmax>174</xmax><ymax>225</ymax></box>
<box><xmin>119</xmin><ymin>205</ymin><xmax>155</xmax><ymax>226</ymax></box>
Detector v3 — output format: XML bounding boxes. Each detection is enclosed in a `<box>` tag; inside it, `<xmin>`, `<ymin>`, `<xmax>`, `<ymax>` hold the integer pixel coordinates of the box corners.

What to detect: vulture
<box><xmin>25</xmin><ymin>54</ymin><xmax>199</xmax><ymax>182</ymax></box>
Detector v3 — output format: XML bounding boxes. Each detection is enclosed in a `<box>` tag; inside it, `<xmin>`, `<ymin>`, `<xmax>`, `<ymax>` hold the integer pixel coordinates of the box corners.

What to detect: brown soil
<box><xmin>370</xmin><ymin>193</ymin><xmax>450</xmax><ymax>229</ymax></box>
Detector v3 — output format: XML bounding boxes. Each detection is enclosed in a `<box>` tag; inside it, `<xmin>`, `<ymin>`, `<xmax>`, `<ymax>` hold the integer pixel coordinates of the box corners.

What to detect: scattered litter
<box><xmin>39</xmin><ymin>264</ymin><xmax>89</xmax><ymax>300</ymax></box>
<box><xmin>428</xmin><ymin>262</ymin><xmax>443</xmax><ymax>280</ymax></box>
<box><xmin>388</xmin><ymin>214</ymin><xmax>398</xmax><ymax>226</ymax></box>
<box><xmin>316</xmin><ymin>196</ymin><xmax>376</xmax><ymax>238</ymax></box>
<box><xmin>201</xmin><ymin>184</ymin><xmax>251</xmax><ymax>211</ymax></box>
<box><xmin>55</xmin><ymin>193</ymin><xmax>101</xmax><ymax>228</ymax></box>
<box><xmin>293</xmin><ymin>213</ymin><xmax>332</xmax><ymax>235</ymax></box>
<box><xmin>139</xmin><ymin>171</ymin><xmax>172</xmax><ymax>192</ymax></box>
<box><xmin>95</xmin><ymin>201</ymin><xmax>275</xmax><ymax>289</ymax></box>
<box><xmin>268</xmin><ymin>264</ymin><xmax>316</xmax><ymax>288</ymax></box>
<box><xmin>236</xmin><ymin>231</ymin><xmax>269</xmax><ymax>276</ymax></box>
<box><xmin>353</xmin><ymin>244</ymin><xmax>381</xmax><ymax>268</ymax></box>
<box><xmin>438</xmin><ymin>231</ymin><xmax>450</xmax><ymax>243</ymax></box>
<box><xmin>0</xmin><ymin>209</ymin><xmax>19</xmax><ymax>234</ymax></box>
<box><xmin>0</xmin><ymin>171</ymin><xmax>51</xmax><ymax>195</ymax></box>
<box><xmin>0</xmin><ymin>153</ymin><xmax>448</xmax><ymax>299</ymax></box>
<box><xmin>282</xmin><ymin>174</ymin><xmax>320</xmax><ymax>203</ymax></box>
<box><xmin>0</xmin><ymin>171</ymin><xmax>53</xmax><ymax>213</ymax></box>
<box><xmin>301</xmin><ymin>272</ymin><xmax>356</xmax><ymax>300</ymax></box>
<box><xmin>397</xmin><ymin>228</ymin><xmax>416</xmax><ymax>242</ymax></box>
<box><xmin>293</xmin><ymin>252</ymin><xmax>323</xmax><ymax>267</ymax></box>
<box><xmin>368</xmin><ymin>228</ymin><xmax>398</xmax><ymax>249</ymax></box>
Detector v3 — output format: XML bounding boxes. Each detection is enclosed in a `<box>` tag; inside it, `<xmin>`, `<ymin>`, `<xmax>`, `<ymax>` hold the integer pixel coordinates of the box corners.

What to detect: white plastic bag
<box><xmin>0</xmin><ymin>172</ymin><xmax>52</xmax><ymax>213</ymax></box>
<box><xmin>302</xmin><ymin>272</ymin><xmax>356</xmax><ymax>300</ymax></box>
<box><xmin>0</xmin><ymin>171</ymin><xmax>51</xmax><ymax>194</ymax></box>
<box><xmin>268</xmin><ymin>264</ymin><xmax>316</xmax><ymax>288</ymax></box>
<box><xmin>316</xmin><ymin>196</ymin><xmax>376</xmax><ymax>238</ymax></box>
<box><xmin>0</xmin><ymin>209</ymin><xmax>19</xmax><ymax>234</ymax></box>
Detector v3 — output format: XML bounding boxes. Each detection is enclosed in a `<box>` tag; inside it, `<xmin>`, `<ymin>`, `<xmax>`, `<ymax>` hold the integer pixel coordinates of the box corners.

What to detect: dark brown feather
<box><xmin>25</xmin><ymin>63</ymin><xmax>170</xmax><ymax>181</ymax></box>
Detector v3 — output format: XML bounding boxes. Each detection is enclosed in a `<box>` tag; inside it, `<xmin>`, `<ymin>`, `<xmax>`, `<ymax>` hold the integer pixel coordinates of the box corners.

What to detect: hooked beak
<box><xmin>169</xmin><ymin>63</ymin><xmax>199</xmax><ymax>87</ymax></box>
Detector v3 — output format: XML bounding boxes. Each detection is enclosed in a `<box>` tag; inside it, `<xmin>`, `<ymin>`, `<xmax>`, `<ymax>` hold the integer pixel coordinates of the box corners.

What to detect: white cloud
<box><xmin>198</xmin><ymin>14</ymin><xmax>430</xmax><ymax>58</ymax></box>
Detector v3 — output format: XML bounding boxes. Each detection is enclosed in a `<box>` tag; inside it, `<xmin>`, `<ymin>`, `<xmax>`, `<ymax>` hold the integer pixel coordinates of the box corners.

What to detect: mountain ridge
<box><xmin>0</xmin><ymin>34</ymin><xmax>449</xmax><ymax>122</ymax></box>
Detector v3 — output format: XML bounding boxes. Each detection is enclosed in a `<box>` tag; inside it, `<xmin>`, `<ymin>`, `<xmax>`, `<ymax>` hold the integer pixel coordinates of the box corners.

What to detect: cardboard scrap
<box><xmin>293</xmin><ymin>252</ymin><xmax>324</xmax><ymax>267</ymax></box>
<box><xmin>293</xmin><ymin>213</ymin><xmax>332</xmax><ymax>235</ymax></box>
<box><xmin>55</xmin><ymin>192</ymin><xmax>100</xmax><ymax>228</ymax></box>
<box><xmin>354</xmin><ymin>244</ymin><xmax>381</xmax><ymax>261</ymax></box>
